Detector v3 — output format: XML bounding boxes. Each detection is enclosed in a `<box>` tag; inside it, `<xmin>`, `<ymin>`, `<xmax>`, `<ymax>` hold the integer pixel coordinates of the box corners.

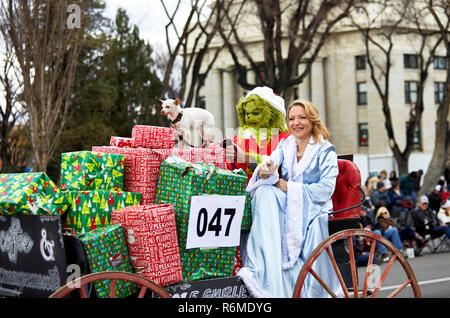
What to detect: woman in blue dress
<box><xmin>237</xmin><ymin>100</ymin><xmax>343</xmax><ymax>298</ymax></box>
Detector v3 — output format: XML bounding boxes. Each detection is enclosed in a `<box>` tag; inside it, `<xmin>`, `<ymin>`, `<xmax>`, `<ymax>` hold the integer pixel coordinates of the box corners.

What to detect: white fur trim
<box><xmin>245</xmin><ymin>86</ymin><xmax>286</xmax><ymax>117</ymax></box>
<box><xmin>246</xmin><ymin>163</ymin><xmax>279</xmax><ymax>196</ymax></box>
<box><xmin>237</xmin><ymin>267</ymin><xmax>277</xmax><ymax>298</ymax></box>
<box><xmin>284</xmin><ymin>180</ymin><xmax>303</xmax><ymax>270</ymax></box>
<box><xmin>281</xmin><ymin>135</ymin><xmax>323</xmax><ymax>269</ymax></box>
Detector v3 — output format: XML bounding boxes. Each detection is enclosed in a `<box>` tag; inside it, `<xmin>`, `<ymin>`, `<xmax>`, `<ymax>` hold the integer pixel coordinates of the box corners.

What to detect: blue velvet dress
<box><xmin>237</xmin><ymin>135</ymin><xmax>343</xmax><ymax>298</ymax></box>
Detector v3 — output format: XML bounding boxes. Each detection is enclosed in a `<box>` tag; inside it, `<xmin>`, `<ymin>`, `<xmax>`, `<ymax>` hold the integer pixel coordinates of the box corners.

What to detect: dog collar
<box><xmin>170</xmin><ymin>111</ymin><xmax>183</xmax><ymax>126</ymax></box>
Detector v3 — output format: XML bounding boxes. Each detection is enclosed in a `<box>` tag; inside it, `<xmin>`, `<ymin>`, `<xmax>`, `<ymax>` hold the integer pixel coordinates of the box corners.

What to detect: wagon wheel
<box><xmin>48</xmin><ymin>271</ymin><xmax>171</xmax><ymax>298</ymax></box>
<box><xmin>292</xmin><ymin>229</ymin><xmax>422</xmax><ymax>298</ymax></box>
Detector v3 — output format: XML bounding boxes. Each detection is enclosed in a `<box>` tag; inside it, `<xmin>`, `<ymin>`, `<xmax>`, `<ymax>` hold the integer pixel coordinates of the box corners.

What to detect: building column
<box><xmin>222</xmin><ymin>69</ymin><xmax>237</xmax><ymax>138</ymax></box>
<box><xmin>206</xmin><ymin>69</ymin><xmax>224</xmax><ymax>133</ymax></box>
<box><xmin>311</xmin><ymin>58</ymin><xmax>327</xmax><ymax>124</ymax></box>
<box><xmin>298</xmin><ymin>63</ymin><xmax>311</xmax><ymax>101</ymax></box>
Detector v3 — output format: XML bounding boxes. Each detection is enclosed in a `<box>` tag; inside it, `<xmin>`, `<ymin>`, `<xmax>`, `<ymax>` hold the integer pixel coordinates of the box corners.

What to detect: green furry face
<box><xmin>236</xmin><ymin>95</ymin><xmax>288</xmax><ymax>133</ymax></box>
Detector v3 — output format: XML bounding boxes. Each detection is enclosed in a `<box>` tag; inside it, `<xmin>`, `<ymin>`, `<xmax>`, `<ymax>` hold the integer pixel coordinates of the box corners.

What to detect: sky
<box><xmin>103</xmin><ymin>0</ymin><xmax>192</xmax><ymax>49</ymax></box>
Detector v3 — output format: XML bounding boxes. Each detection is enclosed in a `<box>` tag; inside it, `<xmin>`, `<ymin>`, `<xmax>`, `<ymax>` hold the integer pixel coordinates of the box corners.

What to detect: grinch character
<box><xmin>225</xmin><ymin>86</ymin><xmax>290</xmax><ymax>181</ymax></box>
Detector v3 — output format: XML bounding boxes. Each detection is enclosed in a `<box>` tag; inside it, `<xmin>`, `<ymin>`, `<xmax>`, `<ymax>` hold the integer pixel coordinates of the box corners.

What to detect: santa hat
<box><xmin>245</xmin><ymin>86</ymin><xmax>286</xmax><ymax>117</ymax></box>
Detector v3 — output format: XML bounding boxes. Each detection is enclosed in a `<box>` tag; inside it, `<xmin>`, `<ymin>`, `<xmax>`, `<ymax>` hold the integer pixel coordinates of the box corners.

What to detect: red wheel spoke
<box><xmin>387</xmin><ymin>279</ymin><xmax>412</xmax><ymax>298</ymax></box>
<box><xmin>372</xmin><ymin>254</ymin><xmax>397</xmax><ymax>298</ymax></box>
<box><xmin>79</xmin><ymin>285</ymin><xmax>87</xmax><ymax>298</ymax></box>
<box><xmin>109</xmin><ymin>279</ymin><xmax>117</xmax><ymax>298</ymax></box>
<box><xmin>49</xmin><ymin>271</ymin><xmax>171</xmax><ymax>298</ymax></box>
<box><xmin>138</xmin><ymin>286</ymin><xmax>148</xmax><ymax>298</ymax></box>
<box><xmin>309</xmin><ymin>268</ymin><xmax>338</xmax><ymax>298</ymax></box>
<box><xmin>346</xmin><ymin>236</ymin><xmax>359</xmax><ymax>298</ymax></box>
<box><xmin>326</xmin><ymin>247</ymin><xmax>350</xmax><ymax>298</ymax></box>
<box><xmin>292</xmin><ymin>229</ymin><xmax>422</xmax><ymax>298</ymax></box>
<box><xmin>362</xmin><ymin>238</ymin><xmax>377</xmax><ymax>298</ymax></box>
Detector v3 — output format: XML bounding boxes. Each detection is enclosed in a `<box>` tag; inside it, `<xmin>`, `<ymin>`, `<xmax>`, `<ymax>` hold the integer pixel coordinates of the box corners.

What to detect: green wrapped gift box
<box><xmin>60</xmin><ymin>151</ymin><xmax>125</xmax><ymax>191</ymax></box>
<box><xmin>79</xmin><ymin>224</ymin><xmax>137</xmax><ymax>298</ymax></box>
<box><xmin>0</xmin><ymin>172</ymin><xmax>69</xmax><ymax>215</ymax></box>
<box><xmin>155</xmin><ymin>156</ymin><xmax>252</xmax><ymax>282</ymax></box>
<box><xmin>65</xmin><ymin>190</ymin><xmax>141</xmax><ymax>234</ymax></box>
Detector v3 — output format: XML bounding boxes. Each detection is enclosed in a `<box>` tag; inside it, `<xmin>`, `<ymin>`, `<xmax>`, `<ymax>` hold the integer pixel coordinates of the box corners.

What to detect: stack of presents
<box><xmin>0</xmin><ymin>125</ymin><xmax>252</xmax><ymax>298</ymax></box>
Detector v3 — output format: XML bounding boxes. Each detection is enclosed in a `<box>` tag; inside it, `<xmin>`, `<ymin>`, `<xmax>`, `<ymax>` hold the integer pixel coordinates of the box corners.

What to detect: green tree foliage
<box><xmin>50</xmin><ymin>6</ymin><xmax>162</xmax><ymax>182</ymax></box>
<box><xmin>58</xmin><ymin>7</ymin><xmax>162</xmax><ymax>151</ymax></box>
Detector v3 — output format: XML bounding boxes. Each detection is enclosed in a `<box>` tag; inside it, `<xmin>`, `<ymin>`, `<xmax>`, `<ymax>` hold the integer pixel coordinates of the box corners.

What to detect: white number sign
<box><xmin>186</xmin><ymin>195</ymin><xmax>246</xmax><ymax>249</ymax></box>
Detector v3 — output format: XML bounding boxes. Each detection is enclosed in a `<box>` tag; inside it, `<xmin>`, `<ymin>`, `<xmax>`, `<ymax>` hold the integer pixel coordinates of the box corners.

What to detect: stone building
<box><xmin>185</xmin><ymin>1</ymin><xmax>448</xmax><ymax>182</ymax></box>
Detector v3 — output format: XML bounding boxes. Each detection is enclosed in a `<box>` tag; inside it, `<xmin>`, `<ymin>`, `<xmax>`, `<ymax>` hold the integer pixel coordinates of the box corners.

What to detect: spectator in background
<box><xmin>371</xmin><ymin>181</ymin><xmax>391</xmax><ymax>211</ymax></box>
<box><xmin>379</xmin><ymin>170</ymin><xmax>391</xmax><ymax>190</ymax></box>
<box><xmin>366</xmin><ymin>174</ymin><xmax>380</xmax><ymax>196</ymax></box>
<box><xmin>412</xmin><ymin>196</ymin><xmax>450</xmax><ymax>239</ymax></box>
<box><xmin>359</xmin><ymin>208</ymin><xmax>389</xmax><ymax>262</ymax></box>
<box><xmin>438</xmin><ymin>177</ymin><xmax>446</xmax><ymax>196</ymax></box>
<box><xmin>438</xmin><ymin>200</ymin><xmax>450</xmax><ymax>226</ymax></box>
<box><xmin>399</xmin><ymin>172</ymin><xmax>416</xmax><ymax>204</ymax></box>
<box><xmin>374</xmin><ymin>206</ymin><xmax>405</xmax><ymax>254</ymax></box>
<box><xmin>389</xmin><ymin>170</ymin><xmax>398</xmax><ymax>183</ymax></box>
<box><xmin>444</xmin><ymin>161</ymin><xmax>450</xmax><ymax>191</ymax></box>
<box><xmin>428</xmin><ymin>185</ymin><xmax>443</xmax><ymax>213</ymax></box>
<box><xmin>388</xmin><ymin>180</ymin><xmax>413</xmax><ymax>219</ymax></box>
<box><xmin>353</xmin><ymin>234</ymin><xmax>383</xmax><ymax>266</ymax></box>
<box><xmin>413</xmin><ymin>169</ymin><xmax>423</xmax><ymax>194</ymax></box>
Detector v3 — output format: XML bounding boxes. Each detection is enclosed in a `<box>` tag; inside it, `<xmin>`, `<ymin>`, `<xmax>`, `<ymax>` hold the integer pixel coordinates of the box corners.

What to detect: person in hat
<box><xmin>412</xmin><ymin>195</ymin><xmax>450</xmax><ymax>239</ymax></box>
<box><xmin>438</xmin><ymin>200</ymin><xmax>450</xmax><ymax>226</ymax></box>
<box><xmin>225</xmin><ymin>86</ymin><xmax>290</xmax><ymax>181</ymax></box>
<box><xmin>238</xmin><ymin>100</ymin><xmax>343</xmax><ymax>298</ymax></box>
<box><xmin>428</xmin><ymin>185</ymin><xmax>443</xmax><ymax>213</ymax></box>
<box><xmin>370</xmin><ymin>181</ymin><xmax>392</xmax><ymax>212</ymax></box>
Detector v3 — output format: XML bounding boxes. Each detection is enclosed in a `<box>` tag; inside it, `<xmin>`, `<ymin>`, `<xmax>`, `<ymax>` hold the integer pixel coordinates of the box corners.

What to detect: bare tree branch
<box><xmin>0</xmin><ymin>0</ymin><xmax>83</xmax><ymax>172</ymax></box>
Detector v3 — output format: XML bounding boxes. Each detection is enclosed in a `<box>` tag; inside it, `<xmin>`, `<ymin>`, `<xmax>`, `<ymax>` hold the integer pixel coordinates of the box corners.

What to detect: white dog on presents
<box><xmin>160</xmin><ymin>98</ymin><xmax>215</xmax><ymax>147</ymax></box>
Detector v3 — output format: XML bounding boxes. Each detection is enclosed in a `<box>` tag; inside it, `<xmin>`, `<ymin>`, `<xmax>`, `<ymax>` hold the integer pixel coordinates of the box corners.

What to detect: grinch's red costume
<box><xmin>227</xmin><ymin>132</ymin><xmax>290</xmax><ymax>181</ymax></box>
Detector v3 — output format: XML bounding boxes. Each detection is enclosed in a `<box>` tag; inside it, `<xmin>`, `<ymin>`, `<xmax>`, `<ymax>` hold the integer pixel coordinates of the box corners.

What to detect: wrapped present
<box><xmin>60</xmin><ymin>151</ymin><xmax>124</xmax><ymax>191</ymax></box>
<box><xmin>132</xmin><ymin>125</ymin><xmax>176</xmax><ymax>149</ymax></box>
<box><xmin>110</xmin><ymin>136</ymin><xmax>134</xmax><ymax>147</ymax></box>
<box><xmin>65</xmin><ymin>190</ymin><xmax>141</xmax><ymax>234</ymax></box>
<box><xmin>79</xmin><ymin>224</ymin><xmax>137</xmax><ymax>298</ymax></box>
<box><xmin>0</xmin><ymin>172</ymin><xmax>69</xmax><ymax>215</ymax></box>
<box><xmin>111</xmin><ymin>204</ymin><xmax>183</xmax><ymax>286</ymax></box>
<box><xmin>154</xmin><ymin>156</ymin><xmax>252</xmax><ymax>282</ymax></box>
<box><xmin>92</xmin><ymin>144</ymin><xmax>226</xmax><ymax>205</ymax></box>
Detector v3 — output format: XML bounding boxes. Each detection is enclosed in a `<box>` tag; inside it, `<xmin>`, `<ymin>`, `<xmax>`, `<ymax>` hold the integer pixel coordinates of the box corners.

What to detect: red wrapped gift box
<box><xmin>92</xmin><ymin>144</ymin><xmax>226</xmax><ymax>204</ymax></box>
<box><xmin>111</xmin><ymin>204</ymin><xmax>183</xmax><ymax>286</ymax></box>
<box><xmin>132</xmin><ymin>125</ymin><xmax>176</xmax><ymax>149</ymax></box>
<box><xmin>110</xmin><ymin>136</ymin><xmax>134</xmax><ymax>147</ymax></box>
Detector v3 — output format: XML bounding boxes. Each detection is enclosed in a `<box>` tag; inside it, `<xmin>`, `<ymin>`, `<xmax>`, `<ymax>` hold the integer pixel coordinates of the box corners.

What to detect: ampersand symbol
<box><xmin>40</xmin><ymin>228</ymin><xmax>55</xmax><ymax>262</ymax></box>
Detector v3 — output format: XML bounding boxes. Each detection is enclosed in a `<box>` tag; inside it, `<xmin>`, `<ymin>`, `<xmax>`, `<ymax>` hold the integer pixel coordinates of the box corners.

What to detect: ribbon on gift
<box><xmin>166</xmin><ymin>156</ymin><xmax>246</xmax><ymax>181</ymax></box>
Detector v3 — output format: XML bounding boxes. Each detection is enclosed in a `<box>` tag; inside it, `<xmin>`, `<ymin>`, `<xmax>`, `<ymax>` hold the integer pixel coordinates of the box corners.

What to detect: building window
<box><xmin>434</xmin><ymin>82</ymin><xmax>445</xmax><ymax>104</ymax></box>
<box><xmin>355</xmin><ymin>55</ymin><xmax>366</xmax><ymax>70</ymax></box>
<box><xmin>404</xmin><ymin>54</ymin><xmax>419</xmax><ymax>69</ymax></box>
<box><xmin>357</xmin><ymin>82</ymin><xmax>367</xmax><ymax>105</ymax></box>
<box><xmin>406</xmin><ymin>121</ymin><xmax>421</xmax><ymax>150</ymax></box>
<box><xmin>358</xmin><ymin>123</ymin><xmax>369</xmax><ymax>147</ymax></box>
<box><xmin>404</xmin><ymin>81</ymin><xmax>418</xmax><ymax>104</ymax></box>
<box><xmin>434</xmin><ymin>56</ymin><xmax>447</xmax><ymax>70</ymax></box>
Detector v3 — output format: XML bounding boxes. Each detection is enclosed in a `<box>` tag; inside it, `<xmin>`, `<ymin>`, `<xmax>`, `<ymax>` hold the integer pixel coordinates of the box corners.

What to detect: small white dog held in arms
<box><xmin>160</xmin><ymin>98</ymin><xmax>215</xmax><ymax>147</ymax></box>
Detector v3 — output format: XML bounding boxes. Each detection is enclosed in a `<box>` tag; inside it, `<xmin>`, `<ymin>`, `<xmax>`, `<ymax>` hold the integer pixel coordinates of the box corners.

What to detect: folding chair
<box><xmin>425</xmin><ymin>232</ymin><xmax>450</xmax><ymax>253</ymax></box>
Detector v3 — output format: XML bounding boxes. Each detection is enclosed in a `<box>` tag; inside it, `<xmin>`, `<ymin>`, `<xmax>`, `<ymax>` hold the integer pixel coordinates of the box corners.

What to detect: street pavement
<box><xmin>356</xmin><ymin>248</ymin><xmax>450</xmax><ymax>298</ymax></box>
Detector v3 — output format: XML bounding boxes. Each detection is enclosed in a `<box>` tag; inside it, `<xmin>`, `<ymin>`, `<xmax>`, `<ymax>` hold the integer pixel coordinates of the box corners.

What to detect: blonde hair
<box><xmin>375</xmin><ymin>206</ymin><xmax>390</xmax><ymax>223</ymax></box>
<box><xmin>287</xmin><ymin>100</ymin><xmax>330</xmax><ymax>143</ymax></box>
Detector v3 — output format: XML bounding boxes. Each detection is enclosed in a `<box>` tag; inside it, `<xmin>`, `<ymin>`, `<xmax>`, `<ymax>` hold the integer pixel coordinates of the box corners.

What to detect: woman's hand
<box><xmin>258</xmin><ymin>158</ymin><xmax>279</xmax><ymax>179</ymax></box>
<box><xmin>275</xmin><ymin>178</ymin><xmax>287</xmax><ymax>192</ymax></box>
